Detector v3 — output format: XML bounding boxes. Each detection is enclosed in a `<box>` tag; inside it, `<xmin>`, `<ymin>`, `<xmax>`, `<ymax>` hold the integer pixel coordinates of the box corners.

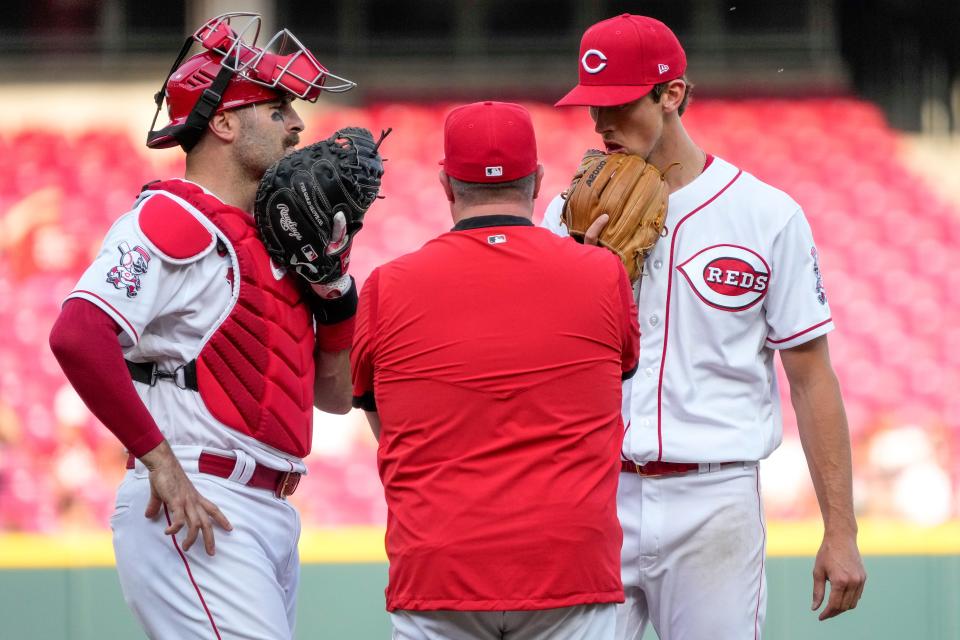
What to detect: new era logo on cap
<box><xmin>485</xmin><ymin>166</ymin><xmax>504</xmax><ymax>177</ymax></box>
<box><xmin>658</xmin><ymin>63</ymin><xmax>670</xmax><ymax>74</ymax></box>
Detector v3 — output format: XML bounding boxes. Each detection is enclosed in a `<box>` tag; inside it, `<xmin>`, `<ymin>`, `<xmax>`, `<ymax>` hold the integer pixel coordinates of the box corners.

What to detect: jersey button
<box><xmin>649</xmin><ymin>314</ymin><xmax>660</xmax><ymax>326</ymax></box>
<box><xmin>644</xmin><ymin>367</ymin><xmax>654</xmax><ymax>377</ymax></box>
<box><xmin>641</xmin><ymin>418</ymin><xmax>651</xmax><ymax>427</ymax></box>
<box><xmin>653</xmin><ymin>259</ymin><xmax>663</xmax><ymax>269</ymax></box>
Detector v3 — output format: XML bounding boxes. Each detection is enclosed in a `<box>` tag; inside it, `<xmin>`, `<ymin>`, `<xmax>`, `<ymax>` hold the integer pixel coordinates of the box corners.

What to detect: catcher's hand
<box><xmin>562</xmin><ymin>150</ymin><xmax>670</xmax><ymax>281</ymax></box>
<box><xmin>255</xmin><ymin>127</ymin><xmax>391</xmax><ymax>285</ymax></box>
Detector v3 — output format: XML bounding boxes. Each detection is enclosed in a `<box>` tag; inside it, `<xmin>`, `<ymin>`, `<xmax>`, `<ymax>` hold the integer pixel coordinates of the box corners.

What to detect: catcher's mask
<box><xmin>147</xmin><ymin>12</ymin><xmax>355</xmax><ymax>151</ymax></box>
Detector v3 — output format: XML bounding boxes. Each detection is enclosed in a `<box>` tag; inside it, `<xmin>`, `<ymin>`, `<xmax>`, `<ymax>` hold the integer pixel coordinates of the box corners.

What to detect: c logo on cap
<box><xmin>581</xmin><ymin>49</ymin><xmax>607</xmax><ymax>74</ymax></box>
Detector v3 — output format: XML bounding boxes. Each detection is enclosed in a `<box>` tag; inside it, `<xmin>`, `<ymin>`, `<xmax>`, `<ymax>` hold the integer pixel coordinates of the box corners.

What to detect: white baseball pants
<box><xmin>111</xmin><ymin>468</ymin><xmax>301</xmax><ymax>639</ymax></box>
<box><xmin>615</xmin><ymin>463</ymin><xmax>766</xmax><ymax>640</ymax></box>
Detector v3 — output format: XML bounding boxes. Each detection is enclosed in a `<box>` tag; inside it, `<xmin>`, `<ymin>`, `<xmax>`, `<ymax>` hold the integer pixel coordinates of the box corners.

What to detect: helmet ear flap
<box><xmin>146</xmin><ymin>46</ymin><xmax>236</xmax><ymax>151</ymax></box>
<box><xmin>175</xmin><ymin>64</ymin><xmax>237</xmax><ymax>152</ymax></box>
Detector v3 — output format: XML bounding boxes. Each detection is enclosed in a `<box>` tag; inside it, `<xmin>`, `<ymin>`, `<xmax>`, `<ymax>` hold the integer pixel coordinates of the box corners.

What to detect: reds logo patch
<box><xmin>106</xmin><ymin>241</ymin><xmax>151</xmax><ymax>298</ymax></box>
<box><xmin>677</xmin><ymin>244</ymin><xmax>770</xmax><ymax>311</ymax></box>
<box><xmin>581</xmin><ymin>48</ymin><xmax>608</xmax><ymax>74</ymax></box>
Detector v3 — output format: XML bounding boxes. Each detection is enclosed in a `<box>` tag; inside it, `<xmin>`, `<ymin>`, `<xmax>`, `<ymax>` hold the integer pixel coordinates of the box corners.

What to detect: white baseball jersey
<box><xmin>66</xmin><ymin>181</ymin><xmax>306</xmax><ymax>474</ymax></box>
<box><xmin>69</xmin><ymin>180</ymin><xmax>308</xmax><ymax>639</ymax></box>
<box><xmin>543</xmin><ymin>156</ymin><xmax>833</xmax><ymax>464</ymax></box>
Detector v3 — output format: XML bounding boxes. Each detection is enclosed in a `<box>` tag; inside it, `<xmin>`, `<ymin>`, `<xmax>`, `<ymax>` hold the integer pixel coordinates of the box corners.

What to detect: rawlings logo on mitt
<box><xmin>255</xmin><ymin>126</ymin><xmax>391</xmax><ymax>285</ymax></box>
<box><xmin>562</xmin><ymin>150</ymin><xmax>670</xmax><ymax>281</ymax></box>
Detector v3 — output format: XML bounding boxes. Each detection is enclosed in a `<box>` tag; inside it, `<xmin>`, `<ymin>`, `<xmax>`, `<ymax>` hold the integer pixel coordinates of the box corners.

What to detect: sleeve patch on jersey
<box><xmin>138</xmin><ymin>194</ymin><xmax>215</xmax><ymax>260</ymax></box>
<box><xmin>105</xmin><ymin>241</ymin><xmax>151</xmax><ymax>298</ymax></box>
<box><xmin>811</xmin><ymin>246</ymin><xmax>827</xmax><ymax>305</ymax></box>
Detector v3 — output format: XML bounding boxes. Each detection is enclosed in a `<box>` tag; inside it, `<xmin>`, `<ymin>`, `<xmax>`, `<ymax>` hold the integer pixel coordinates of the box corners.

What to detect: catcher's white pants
<box><xmin>391</xmin><ymin>603</ymin><xmax>616</xmax><ymax>640</ymax></box>
<box><xmin>111</xmin><ymin>467</ymin><xmax>301</xmax><ymax>639</ymax></box>
<box><xmin>615</xmin><ymin>463</ymin><xmax>767</xmax><ymax>640</ymax></box>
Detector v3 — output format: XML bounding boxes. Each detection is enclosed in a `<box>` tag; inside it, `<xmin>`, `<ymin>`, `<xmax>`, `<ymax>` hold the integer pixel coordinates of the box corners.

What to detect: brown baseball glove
<box><xmin>561</xmin><ymin>150</ymin><xmax>670</xmax><ymax>281</ymax></box>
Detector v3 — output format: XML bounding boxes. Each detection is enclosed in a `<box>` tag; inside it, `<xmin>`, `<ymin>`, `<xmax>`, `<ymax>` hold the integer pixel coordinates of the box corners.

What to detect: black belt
<box><xmin>126</xmin><ymin>359</ymin><xmax>198</xmax><ymax>391</ymax></box>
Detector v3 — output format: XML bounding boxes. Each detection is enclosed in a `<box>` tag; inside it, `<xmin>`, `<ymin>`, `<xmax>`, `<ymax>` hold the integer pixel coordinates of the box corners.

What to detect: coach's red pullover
<box><xmin>352</xmin><ymin>215</ymin><xmax>639</xmax><ymax>612</ymax></box>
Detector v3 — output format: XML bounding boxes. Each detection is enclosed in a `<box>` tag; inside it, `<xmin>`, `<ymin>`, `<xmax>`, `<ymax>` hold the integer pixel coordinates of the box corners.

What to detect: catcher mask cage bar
<box><xmin>146</xmin><ymin>13</ymin><xmax>356</xmax><ymax>151</ymax></box>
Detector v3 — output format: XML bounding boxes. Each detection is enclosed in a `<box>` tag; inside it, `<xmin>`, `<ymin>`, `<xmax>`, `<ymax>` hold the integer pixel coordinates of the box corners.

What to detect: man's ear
<box><xmin>207</xmin><ymin>110</ymin><xmax>238</xmax><ymax>143</ymax></box>
<box><xmin>439</xmin><ymin>170</ymin><xmax>455</xmax><ymax>203</ymax></box>
<box><xmin>533</xmin><ymin>164</ymin><xmax>544</xmax><ymax>199</ymax></box>
<box><xmin>661</xmin><ymin>79</ymin><xmax>687</xmax><ymax>114</ymax></box>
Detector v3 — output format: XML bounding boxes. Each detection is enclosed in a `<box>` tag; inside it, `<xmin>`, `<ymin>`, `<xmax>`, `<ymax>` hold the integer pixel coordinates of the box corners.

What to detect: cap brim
<box><xmin>554</xmin><ymin>84</ymin><xmax>656</xmax><ymax>107</ymax></box>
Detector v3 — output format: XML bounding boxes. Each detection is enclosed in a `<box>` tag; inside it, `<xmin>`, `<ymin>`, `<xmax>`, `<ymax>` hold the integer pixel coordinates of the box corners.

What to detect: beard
<box><xmin>234</xmin><ymin>132</ymin><xmax>289</xmax><ymax>182</ymax></box>
<box><xmin>233</xmin><ymin>109</ymin><xmax>300</xmax><ymax>182</ymax></box>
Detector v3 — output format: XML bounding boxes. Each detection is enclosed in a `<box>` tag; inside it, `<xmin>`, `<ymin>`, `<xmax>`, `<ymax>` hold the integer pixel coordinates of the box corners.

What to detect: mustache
<box><xmin>284</xmin><ymin>134</ymin><xmax>300</xmax><ymax>148</ymax></box>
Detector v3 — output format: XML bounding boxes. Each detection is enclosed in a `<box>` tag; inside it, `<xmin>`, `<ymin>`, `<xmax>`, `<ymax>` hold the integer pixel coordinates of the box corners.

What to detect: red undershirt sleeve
<box><xmin>49</xmin><ymin>298</ymin><xmax>165</xmax><ymax>458</ymax></box>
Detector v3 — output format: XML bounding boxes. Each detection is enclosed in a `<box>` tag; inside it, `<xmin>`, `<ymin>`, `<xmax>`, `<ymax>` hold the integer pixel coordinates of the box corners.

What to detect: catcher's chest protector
<box><xmin>148</xmin><ymin>180</ymin><xmax>315</xmax><ymax>457</ymax></box>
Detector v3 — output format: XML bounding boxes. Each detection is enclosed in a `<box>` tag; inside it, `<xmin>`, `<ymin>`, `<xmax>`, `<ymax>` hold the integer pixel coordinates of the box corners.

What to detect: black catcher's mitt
<box><xmin>254</xmin><ymin>126</ymin><xmax>390</xmax><ymax>284</ymax></box>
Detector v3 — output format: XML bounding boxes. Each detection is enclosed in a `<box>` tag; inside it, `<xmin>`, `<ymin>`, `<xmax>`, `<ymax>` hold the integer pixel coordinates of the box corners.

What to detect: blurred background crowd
<box><xmin>0</xmin><ymin>0</ymin><xmax>958</xmax><ymax>534</ymax></box>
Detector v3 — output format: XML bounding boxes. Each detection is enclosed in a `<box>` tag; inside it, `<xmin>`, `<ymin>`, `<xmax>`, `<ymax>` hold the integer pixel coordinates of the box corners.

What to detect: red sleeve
<box><xmin>351</xmin><ymin>269</ymin><xmax>379</xmax><ymax>411</ymax></box>
<box><xmin>312</xmin><ymin>278</ymin><xmax>359</xmax><ymax>353</ymax></box>
<box><xmin>315</xmin><ymin>315</ymin><xmax>357</xmax><ymax>353</ymax></box>
<box><xmin>49</xmin><ymin>298</ymin><xmax>165</xmax><ymax>457</ymax></box>
<box><xmin>616</xmin><ymin>265</ymin><xmax>640</xmax><ymax>379</ymax></box>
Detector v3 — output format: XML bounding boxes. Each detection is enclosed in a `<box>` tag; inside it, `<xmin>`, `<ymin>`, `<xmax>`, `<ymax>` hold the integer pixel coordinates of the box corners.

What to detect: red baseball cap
<box><xmin>442</xmin><ymin>101</ymin><xmax>538</xmax><ymax>183</ymax></box>
<box><xmin>556</xmin><ymin>14</ymin><xmax>686</xmax><ymax>107</ymax></box>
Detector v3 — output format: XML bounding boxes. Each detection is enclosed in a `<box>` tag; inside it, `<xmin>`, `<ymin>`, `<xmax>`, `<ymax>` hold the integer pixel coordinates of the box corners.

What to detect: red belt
<box><xmin>620</xmin><ymin>460</ymin><xmax>742</xmax><ymax>477</ymax></box>
<box><xmin>126</xmin><ymin>452</ymin><xmax>301</xmax><ymax>499</ymax></box>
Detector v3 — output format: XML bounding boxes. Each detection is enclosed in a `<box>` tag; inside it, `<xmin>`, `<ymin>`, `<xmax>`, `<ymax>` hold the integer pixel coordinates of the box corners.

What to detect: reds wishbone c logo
<box><xmin>677</xmin><ymin>244</ymin><xmax>771</xmax><ymax>312</ymax></box>
<box><xmin>581</xmin><ymin>49</ymin><xmax>608</xmax><ymax>74</ymax></box>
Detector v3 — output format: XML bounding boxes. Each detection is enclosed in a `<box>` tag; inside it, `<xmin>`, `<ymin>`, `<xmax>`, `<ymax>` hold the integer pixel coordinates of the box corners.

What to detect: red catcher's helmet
<box><xmin>146</xmin><ymin>12</ymin><xmax>356</xmax><ymax>151</ymax></box>
<box><xmin>148</xmin><ymin>51</ymin><xmax>283</xmax><ymax>149</ymax></box>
